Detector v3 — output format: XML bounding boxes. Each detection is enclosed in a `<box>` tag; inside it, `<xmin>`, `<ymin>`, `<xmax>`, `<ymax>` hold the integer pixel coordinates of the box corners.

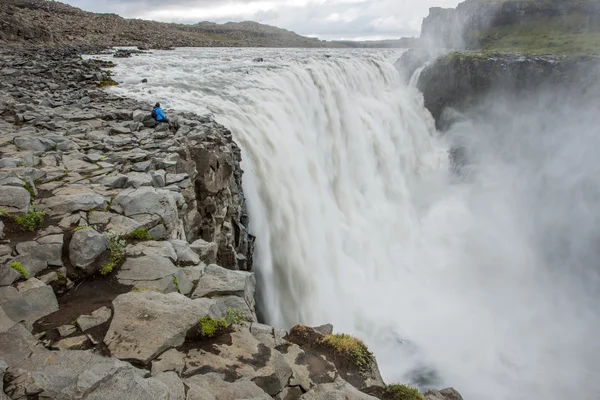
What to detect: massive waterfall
<box><xmin>109</xmin><ymin>48</ymin><xmax>600</xmax><ymax>400</ymax></box>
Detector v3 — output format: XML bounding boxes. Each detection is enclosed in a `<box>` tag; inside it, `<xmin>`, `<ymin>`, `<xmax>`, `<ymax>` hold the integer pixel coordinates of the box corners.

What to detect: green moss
<box><xmin>473</xmin><ymin>13</ymin><xmax>600</xmax><ymax>55</ymax></box>
<box><xmin>384</xmin><ymin>384</ymin><xmax>425</xmax><ymax>400</ymax></box>
<box><xmin>173</xmin><ymin>276</ymin><xmax>180</xmax><ymax>292</ymax></box>
<box><xmin>100</xmin><ymin>261</ymin><xmax>115</xmax><ymax>276</ymax></box>
<box><xmin>97</xmin><ymin>78</ymin><xmax>118</xmax><ymax>88</ymax></box>
<box><xmin>131</xmin><ymin>287</ymin><xmax>153</xmax><ymax>293</ymax></box>
<box><xmin>198</xmin><ymin>316</ymin><xmax>228</xmax><ymax>338</ymax></box>
<box><xmin>9</xmin><ymin>261</ymin><xmax>29</xmax><ymax>280</ymax></box>
<box><xmin>23</xmin><ymin>183</ymin><xmax>35</xmax><ymax>199</ymax></box>
<box><xmin>14</xmin><ymin>208</ymin><xmax>45</xmax><ymax>231</ymax></box>
<box><xmin>124</xmin><ymin>228</ymin><xmax>153</xmax><ymax>241</ymax></box>
<box><xmin>73</xmin><ymin>225</ymin><xmax>92</xmax><ymax>232</ymax></box>
<box><xmin>100</xmin><ymin>230</ymin><xmax>126</xmax><ymax>276</ymax></box>
<box><xmin>319</xmin><ymin>333</ymin><xmax>374</xmax><ymax>370</ymax></box>
<box><xmin>226</xmin><ymin>307</ymin><xmax>247</xmax><ymax>325</ymax></box>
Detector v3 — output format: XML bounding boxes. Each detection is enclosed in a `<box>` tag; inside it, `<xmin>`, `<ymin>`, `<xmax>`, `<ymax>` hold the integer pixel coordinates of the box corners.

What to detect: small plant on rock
<box><xmin>97</xmin><ymin>78</ymin><xmax>118</xmax><ymax>88</ymax></box>
<box><xmin>73</xmin><ymin>225</ymin><xmax>92</xmax><ymax>232</ymax></box>
<box><xmin>226</xmin><ymin>307</ymin><xmax>247</xmax><ymax>325</ymax></box>
<box><xmin>172</xmin><ymin>276</ymin><xmax>180</xmax><ymax>292</ymax></box>
<box><xmin>124</xmin><ymin>228</ymin><xmax>153</xmax><ymax>241</ymax></box>
<box><xmin>101</xmin><ymin>230</ymin><xmax>126</xmax><ymax>276</ymax></box>
<box><xmin>383</xmin><ymin>384</ymin><xmax>425</xmax><ymax>400</ymax></box>
<box><xmin>14</xmin><ymin>207</ymin><xmax>45</xmax><ymax>231</ymax></box>
<box><xmin>22</xmin><ymin>182</ymin><xmax>35</xmax><ymax>199</ymax></box>
<box><xmin>198</xmin><ymin>316</ymin><xmax>228</xmax><ymax>338</ymax></box>
<box><xmin>9</xmin><ymin>261</ymin><xmax>29</xmax><ymax>280</ymax></box>
<box><xmin>319</xmin><ymin>333</ymin><xmax>374</xmax><ymax>371</ymax></box>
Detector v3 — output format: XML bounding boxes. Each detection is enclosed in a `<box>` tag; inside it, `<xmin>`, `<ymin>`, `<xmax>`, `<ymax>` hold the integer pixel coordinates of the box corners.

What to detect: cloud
<box><xmin>62</xmin><ymin>0</ymin><xmax>463</xmax><ymax>40</ymax></box>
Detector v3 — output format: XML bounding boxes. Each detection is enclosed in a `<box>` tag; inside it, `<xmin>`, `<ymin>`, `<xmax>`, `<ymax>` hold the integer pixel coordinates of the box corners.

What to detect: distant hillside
<box><xmin>420</xmin><ymin>0</ymin><xmax>600</xmax><ymax>54</ymax></box>
<box><xmin>0</xmin><ymin>0</ymin><xmax>339</xmax><ymax>48</ymax></box>
<box><xmin>332</xmin><ymin>38</ymin><xmax>420</xmax><ymax>49</ymax></box>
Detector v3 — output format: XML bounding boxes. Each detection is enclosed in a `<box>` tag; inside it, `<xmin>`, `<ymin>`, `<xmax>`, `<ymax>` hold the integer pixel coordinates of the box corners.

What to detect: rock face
<box><xmin>417</xmin><ymin>52</ymin><xmax>600</xmax><ymax>128</ymax></box>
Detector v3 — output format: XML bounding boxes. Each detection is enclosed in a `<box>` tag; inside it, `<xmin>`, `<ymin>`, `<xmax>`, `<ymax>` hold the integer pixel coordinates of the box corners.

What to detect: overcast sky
<box><xmin>61</xmin><ymin>0</ymin><xmax>463</xmax><ymax>40</ymax></box>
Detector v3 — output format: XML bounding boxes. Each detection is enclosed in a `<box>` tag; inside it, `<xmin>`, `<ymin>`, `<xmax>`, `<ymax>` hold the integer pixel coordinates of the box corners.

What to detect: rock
<box><xmin>151</xmin><ymin>348</ymin><xmax>186</xmax><ymax>375</ymax></box>
<box><xmin>16</xmin><ymin>240</ymin><xmax>63</xmax><ymax>267</ymax></box>
<box><xmin>52</xmin><ymin>335</ymin><xmax>90</xmax><ymax>350</ymax></box>
<box><xmin>84</xmin><ymin>368</ymin><xmax>179</xmax><ymax>400</ymax></box>
<box><xmin>0</xmin><ymin>186</ymin><xmax>30</xmax><ymax>212</ymax></box>
<box><xmin>185</xmin><ymin>373</ymin><xmax>270</xmax><ymax>400</ymax></box>
<box><xmin>300</xmin><ymin>379</ymin><xmax>379</xmax><ymax>400</ymax></box>
<box><xmin>0</xmin><ymin>283</ymin><xmax>58</xmax><ymax>331</ymax></box>
<box><xmin>184</xmin><ymin>326</ymin><xmax>292</xmax><ymax>396</ymax></box>
<box><xmin>190</xmin><ymin>239</ymin><xmax>218</xmax><ymax>264</ymax></box>
<box><xmin>102</xmin><ymin>173</ymin><xmax>129</xmax><ymax>188</ymax></box>
<box><xmin>0</xmin><ymin>265</ymin><xmax>22</xmax><ymax>287</ymax></box>
<box><xmin>41</xmin><ymin>188</ymin><xmax>108</xmax><ymax>214</ymax></box>
<box><xmin>0</xmin><ymin>359</ymin><xmax>7</xmax><ymax>400</ymax></box>
<box><xmin>0</xmin><ymin>322</ymin><xmax>45</xmax><ymax>366</ymax></box>
<box><xmin>116</xmin><ymin>255</ymin><xmax>192</xmax><ymax>294</ymax></box>
<box><xmin>69</xmin><ymin>228</ymin><xmax>108</xmax><ymax>270</ymax></box>
<box><xmin>253</xmin><ymin>57</ymin><xmax>265</xmax><ymax>62</ymax></box>
<box><xmin>0</xmin><ymin>306</ymin><xmax>16</xmax><ymax>333</ymax></box>
<box><xmin>150</xmin><ymin>169</ymin><xmax>166</xmax><ymax>187</ymax></box>
<box><xmin>126</xmin><ymin>241</ymin><xmax>178</xmax><ymax>262</ymax></box>
<box><xmin>169</xmin><ymin>239</ymin><xmax>200</xmax><ymax>265</ymax></box>
<box><xmin>76</xmin><ymin>306</ymin><xmax>112</xmax><ymax>331</ymax></box>
<box><xmin>142</xmin><ymin>78</ymin><xmax>148</xmax><ymax>83</ymax></box>
<box><xmin>111</xmin><ymin>187</ymin><xmax>180</xmax><ymax>237</ymax></box>
<box><xmin>104</xmin><ymin>291</ymin><xmax>220</xmax><ymax>364</ymax></box>
<box><xmin>57</xmin><ymin>324</ymin><xmax>77</xmax><ymax>337</ymax></box>
<box><xmin>192</xmin><ymin>264</ymin><xmax>254</xmax><ymax>300</ymax></box>
<box><xmin>425</xmin><ymin>388</ymin><xmax>464</xmax><ymax>400</ymax></box>
<box><xmin>13</xmin><ymin>136</ymin><xmax>54</xmax><ymax>152</ymax></box>
<box><xmin>313</xmin><ymin>323</ymin><xmax>334</xmax><ymax>335</ymax></box>
<box><xmin>8</xmin><ymin>254</ymin><xmax>47</xmax><ymax>278</ymax></box>
<box><xmin>153</xmin><ymin>371</ymin><xmax>186</xmax><ymax>400</ymax></box>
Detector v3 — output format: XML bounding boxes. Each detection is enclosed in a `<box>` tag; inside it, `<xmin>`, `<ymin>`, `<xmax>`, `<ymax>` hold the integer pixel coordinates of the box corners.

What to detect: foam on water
<box><xmin>104</xmin><ymin>48</ymin><xmax>600</xmax><ymax>400</ymax></box>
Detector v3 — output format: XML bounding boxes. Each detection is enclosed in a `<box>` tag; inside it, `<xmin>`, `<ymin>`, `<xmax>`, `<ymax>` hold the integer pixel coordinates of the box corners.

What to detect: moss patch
<box><xmin>124</xmin><ymin>228</ymin><xmax>152</xmax><ymax>241</ymax></box>
<box><xmin>226</xmin><ymin>307</ymin><xmax>247</xmax><ymax>325</ymax></box>
<box><xmin>383</xmin><ymin>384</ymin><xmax>425</xmax><ymax>400</ymax></box>
<box><xmin>97</xmin><ymin>78</ymin><xmax>118</xmax><ymax>88</ymax></box>
<box><xmin>318</xmin><ymin>333</ymin><xmax>374</xmax><ymax>370</ymax></box>
<box><xmin>9</xmin><ymin>261</ymin><xmax>29</xmax><ymax>279</ymax></box>
<box><xmin>198</xmin><ymin>316</ymin><xmax>228</xmax><ymax>338</ymax></box>
<box><xmin>14</xmin><ymin>208</ymin><xmax>45</xmax><ymax>231</ymax></box>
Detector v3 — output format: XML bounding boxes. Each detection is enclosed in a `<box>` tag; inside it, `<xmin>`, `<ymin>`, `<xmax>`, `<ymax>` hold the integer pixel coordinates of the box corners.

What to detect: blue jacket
<box><xmin>153</xmin><ymin>107</ymin><xmax>166</xmax><ymax>121</ymax></box>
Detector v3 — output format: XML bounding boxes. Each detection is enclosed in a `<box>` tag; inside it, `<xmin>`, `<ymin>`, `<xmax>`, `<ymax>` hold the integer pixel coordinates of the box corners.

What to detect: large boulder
<box><xmin>184</xmin><ymin>373</ymin><xmax>270</xmax><ymax>400</ymax></box>
<box><xmin>116</xmin><ymin>255</ymin><xmax>192</xmax><ymax>294</ymax></box>
<box><xmin>41</xmin><ymin>187</ymin><xmax>109</xmax><ymax>215</ymax></box>
<box><xmin>0</xmin><ymin>186</ymin><xmax>30</xmax><ymax>212</ymax></box>
<box><xmin>104</xmin><ymin>291</ymin><xmax>220</xmax><ymax>365</ymax></box>
<box><xmin>425</xmin><ymin>388</ymin><xmax>464</xmax><ymax>400</ymax></box>
<box><xmin>69</xmin><ymin>228</ymin><xmax>108</xmax><ymax>270</ymax></box>
<box><xmin>299</xmin><ymin>379</ymin><xmax>379</xmax><ymax>400</ymax></box>
<box><xmin>191</xmin><ymin>264</ymin><xmax>254</xmax><ymax>300</ymax></box>
<box><xmin>0</xmin><ymin>281</ymin><xmax>58</xmax><ymax>331</ymax></box>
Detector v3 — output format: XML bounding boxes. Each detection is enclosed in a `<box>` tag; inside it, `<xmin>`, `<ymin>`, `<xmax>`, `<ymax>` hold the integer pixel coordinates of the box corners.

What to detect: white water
<box><xmin>103</xmin><ymin>48</ymin><xmax>600</xmax><ymax>400</ymax></box>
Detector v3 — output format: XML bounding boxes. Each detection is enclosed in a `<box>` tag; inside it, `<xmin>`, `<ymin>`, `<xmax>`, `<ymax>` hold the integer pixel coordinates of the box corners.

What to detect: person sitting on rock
<box><xmin>152</xmin><ymin>103</ymin><xmax>169</xmax><ymax>123</ymax></box>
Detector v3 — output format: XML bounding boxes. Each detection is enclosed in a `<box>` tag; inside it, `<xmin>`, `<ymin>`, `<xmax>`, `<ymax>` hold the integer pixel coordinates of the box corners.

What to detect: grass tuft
<box><xmin>14</xmin><ymin>207</ymin><xmax>45</xmax><ymax>231</ymax></box>
<box><xmin>198</xmin><ymin>316</ymin><xmax>228</xmax><ymax>338</ymax></box>
<box><xmin>9</xmin><ymin>261</ymin><xmax>29</xmax><ymax>280</ymax></box>
<box><xmin>384</xmin><ymin>384</ymin><xmax>425</xmax><ymax>400</ymax></box>
<box><xmin>319</xmin><ymin>333</ymin><xmax>374</xmax><ymax>370</ymax></box>
<box><xmin>124</xmin><ymin>227</ymin><xmax>153</xmax><ymax>241</ymax></box>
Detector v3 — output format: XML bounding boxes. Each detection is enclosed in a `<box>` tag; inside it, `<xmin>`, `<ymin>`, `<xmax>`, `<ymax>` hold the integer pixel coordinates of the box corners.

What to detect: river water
<box><xmin>103</xmin><ymin>47</ymin><xmax>600</xmax><ymax>400</ymax></box>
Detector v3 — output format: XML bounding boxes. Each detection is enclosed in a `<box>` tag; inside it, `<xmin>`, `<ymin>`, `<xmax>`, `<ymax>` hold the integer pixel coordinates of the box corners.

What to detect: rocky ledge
<box><xmin>0</xmin><ymin>46</ymin><xmax>461</xmax><ymax>399</ymax></box>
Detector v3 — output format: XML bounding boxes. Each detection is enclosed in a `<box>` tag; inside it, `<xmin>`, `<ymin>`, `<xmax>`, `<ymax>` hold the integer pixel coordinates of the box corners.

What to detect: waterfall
<box><xmin>109</xmin><ymin>48</ymin><xmax>600</xmax><ymax>400</ymax></box>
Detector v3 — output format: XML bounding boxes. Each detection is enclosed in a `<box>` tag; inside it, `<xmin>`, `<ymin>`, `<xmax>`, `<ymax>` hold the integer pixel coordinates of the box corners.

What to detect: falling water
<box><xmin>106</xmin><ymin>48</ymin><xmax>600</xmax><ymax>400</ymax></box>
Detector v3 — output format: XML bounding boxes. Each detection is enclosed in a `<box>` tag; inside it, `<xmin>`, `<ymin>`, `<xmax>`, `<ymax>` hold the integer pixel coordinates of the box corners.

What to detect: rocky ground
<box><xmin>0</xmin><ymin>46</ymin><xmax>461</xmax><ymax>400</ymax></box>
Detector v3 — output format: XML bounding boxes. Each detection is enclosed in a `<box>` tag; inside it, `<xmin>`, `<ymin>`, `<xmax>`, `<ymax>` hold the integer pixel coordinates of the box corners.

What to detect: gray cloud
<box><xmin>62</xmin><ymin>0</ymin><xmax>463</xmax><ymax>40</ymax></box>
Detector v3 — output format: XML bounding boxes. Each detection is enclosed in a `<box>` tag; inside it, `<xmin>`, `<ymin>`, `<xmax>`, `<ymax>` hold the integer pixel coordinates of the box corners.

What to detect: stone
<box><xmin>0</xmin><ymin>323</ymin><xmax>45</xmax><ymax>366</ymax></box>
<box><xmin>0</xmin><ymin>284</ymin><xmax>58</xmax><ymax>331</ymax></box>
<box><xmin>76</xmin><ymin>306</ymin><xmax>112</xmax><ymax>331</ymax></box>
<box><xmin>103</xmin><ymin>174</ymin><xmax>129</xmax><ymax>188</ymax></box>
<box><xmin>153</xmin><ymin>371</ymin><xmax>186</xmax><ymax>400</ymax></box>
<box><xmin>117</xmin><ymin>255</ymin><xmax>192</xmax><ymax>294</ymax></box>
<box><xmin>69</xmin><ymin>228</ymin><xmax>108</xmax><ymax>270</ymax></box>
<box><xmin>106</xmin><ymin>214</ymin><xmax>143</xmax><ymax>236</ymax></box>
<box><xmin>0</xmin><ymin>265</ymin><xmax>21</xmax><ymax>287</ymax></box>
<box><xmin>0</xmin><ymin>306</ymin><xmax>15</xmax><ymax>333</ymax></box>
<box><xmin>190</xmin><ymin>239</ymin><xmax>218</xmax><ymax>265</ymax></box>
<box><xmin>13</xmin><ymin>136</ymin><xmax>54</xmax><ymax>152</ymax></box>
<box><xmin>215</xmin><ymin>295</ymin><xmax>254</xmax><ymax>323</ymax></box>
<box><xmin>111</xmin><ymin>187</ymin><xmax>180</xmax><ymax>237</ymax></box>
<box><xmin>126</xmin><ymin>241</ymin><xmax>177</xmax><ymax>262</ymax></box>
<box><xmin>192</xmin><ymin>264</ymin><xmax>253</xmax><ymax>299</ymax></box>
<box><xmin>41</xmin><ymin>188</ymin><xmax>108</xmax><ymax>214</ymax></box>
<box><xmin>8</xmin><ymin>254</ymin><xmax>47</xmax><ymax>279</ymax></box>
<box><xmin>299</xmin><ymin>379</ymin><xmax>379</xmax><ymax>400</ymax></box>
<box><xmin>84</xmin><ymin>368</ymin><xmax>181</xmax><ymax>400</ymax></box>
<box><xmin>165</xmin><ymin>173</ymin><xmax>189</xmax><ymax>185</ymax></box>
<box><xmin>125</xmin><ymin>172</ymin><xmax>153</xmax><ymax>188</ymax></box>
<box><xmin>185</xmin><ymin>373</ymin><xmax>270</xmax><ymax>400</ymax></box>
<box><xmin>57</xmin><ymin>324</ymin><xmax>77</xmax><ymax>337</ymax></box>
<box><xmin>151</xmin><ymin>348</ymin><xmax>186</xmax><ymax>375</ymax></box>
<box><xmin>16</xmin><ymin>241</ymin><xmax>62</xmax><ymax>267</ymax></box>
<box><xmin>0</xmin><ymin>186</ymin><xmax>30</xmax><ymax>212</ymax></box>
<box><xmin>104</xmin><ymin>291</ymin><xmax>220</xmax><ymax>364</ymax></box>
<box><xmin>150</xmin><ymin>169</ymin><xmax>166</xmax><ymax>187</ymax></box>
<box><xmin>0</xmin><ymin>359</ymin><xmax>7</xmax><ymax>400</ymax></box>
<box><xmin>424</xmin><ymin>388</ymin><xmax>464</xmax><ymax>400</ymax></box>
<box><xmin>132</xmin><ymin>160</ymin><xmax>152</xmax><ymax>172</ymax></box>
<box><xmin>52</xmin><ymin>335</ymin><xmax>90</xmax><ymax>350</ymax></box>
<box><xmin>169</xmin><ymin>240</ymin><xmax>200</xmax><ymax>265</ymax></box>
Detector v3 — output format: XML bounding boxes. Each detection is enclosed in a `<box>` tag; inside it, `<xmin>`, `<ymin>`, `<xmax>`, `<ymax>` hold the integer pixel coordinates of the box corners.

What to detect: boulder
<box><xmin>192</xmin><ymin>264</ymin><xmax>254</xmax><ymax>300</ymax></box>
<box><xmin>104</xmin><ymin>291</ymin><xmax>220</xmax><ymax>364</ymax></box>
<box><xmin>7</xmin><ymin>254</ymin><xmax>47</xmax><ymax>279</ymax></box>
<box><xmin>190</xmin><ymin>239</ymin><xmax>218</xmax><ymax>265</ymax></box>
<box><xmin>116</xmin><ymin>255</ymin><xmax>192</xmax><ymax>294</ymax></box>
<box><xmin>13</xmin><ymin>136</ymin><xmax>54</xmax><ymax>152</ymax></box>
<box><xmin>300</xmin><ymin>379</ymin><xmax>379</xmax><ymax>400</ymax></box>
<box><xmin>0</xmin><ymin>306</ymin><xmax>15</xmax><ymax>333</ymax></box>
<box><xmin>185</xmin><ymin>373</ymin><xmax>270</xmax><ymax>400</ymax></box>
<box><xmin>57</xmin><ymin>324</ymin><xmax>77</xmax><ymax>337</ymax></box>
<box><xmin>76</xmin><ymin>306</ymin><xmax>112</xmax><ymax>331</ymax></box>
<box><xmin>169</xmin><ymin>239</ymin><xmax>200</xmax><ymax>265</ymax></box>
<box><xmin>0</xmin><ymin>265</ymin><xmax>22</xmax><ymax>287</ymax></box>
<box><xmin>126</xmin><ymin>241</ymin><xmax>177</xmax><ymax>262</ymax></box>
<box><xmin>69</xmin><ymin>228</ymin><xmax>108</xmax><ymax>270</ymax></box>
<box><xmin>52</xmin><ymin>335</ymin><xmax>90</xmax><ymax>350</ymax></box>
<box><xmin>84</xmin><ymin>368</ymin><xmax>180</xmax><ymax>400</ymax></box>
<box><xmin>41</xmin><ymin>188</ymin><xmax>108</xmax><ymax>214</ymax></box>
<box><xmin>425</xmin><ymin>388</ymin><xmax>464</xmax><ymax>400</ymax></box>
<box><xmin>151</xmin><ymin>348</ymin><xmax>186</xmax><ymax>376</ymax></box>
<box><xmin>0</xmin><ymin>186</ymin><xmax>30</xmax><ymax>212</ymax></box>
<box><xmin>0</xmin><ymin>282</ymin><xmax>58</xmax><ymax>331</ymax></box>
<box><xmin>16</xmin><ymin>240</ymin><xmax>63</xmax><ymax>267</ymax></box>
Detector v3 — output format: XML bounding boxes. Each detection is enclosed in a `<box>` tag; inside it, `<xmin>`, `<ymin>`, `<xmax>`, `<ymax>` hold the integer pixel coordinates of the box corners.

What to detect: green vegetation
<box><xmin>473</xmin><ymin>14</ymin><xmax>600</xmax><ymax>55</ymax></box>
<box><xmin>97</xmin><ymin>78</ymin><xmax>118</xmax><ymax>88</ymax></box>
<box><xmin>73</xmin><ymin>225</ymin><xmax>92</xmax><ymax>232</ymax></box>
<box><xmin>23</xmin><ymin>183</ymin><xmax>35</xmax><ymax>199</ymax></box>
<box><xmin>319</xmin><ymin>333</ymin><xmax>374</xmax><ymax>370</ymax></box>
<box><xmin>384</xmin><ymin>384</ymin><xmax>425</xmax><ymax>400</ymax></box>
<box><xmin>226</xmin><ymin>307</ymin><xmax>247</xmax><ymax>325</ymax></box>
<box><xmin>9</xmin><ymin>261</ymin><xmax>29</xmax><ymax>280</ymax></box>
<box><xmin>14</xmin><ymin>207</ymin><xmax>45</xmax><ymax>231</ymax></box>
<box><xmin>198</xmin><ymin>316</ymin><xmax>228</xmax><ymax>338</ymax></box>
<box><xmin>172</xmin><ymin>276</ymin><xmax>180</xmax><ymax>292</ymax></box>
<box><xmin>101</xmin><ymin>230</ymin><xmax>126</xmax><ymax>276</ymax></box>
<box><xmin>124</xmin><ymin>228</ymin><xmax>153</xmax><ymax>241</ymax></box>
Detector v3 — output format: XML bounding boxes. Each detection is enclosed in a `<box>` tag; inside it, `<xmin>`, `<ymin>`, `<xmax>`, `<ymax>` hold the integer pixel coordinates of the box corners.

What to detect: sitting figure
<box><xmin>151</xmin><ymin>102</ymin><xmax>169</xmax><ymax>123</ymax></box>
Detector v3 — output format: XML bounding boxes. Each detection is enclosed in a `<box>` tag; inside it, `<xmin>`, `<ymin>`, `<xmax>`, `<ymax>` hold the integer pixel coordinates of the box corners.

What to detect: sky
<box><xmin>60</xmin><ymin>0</ymin><xmax>463</xmax><ymax>40</ymax></box>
